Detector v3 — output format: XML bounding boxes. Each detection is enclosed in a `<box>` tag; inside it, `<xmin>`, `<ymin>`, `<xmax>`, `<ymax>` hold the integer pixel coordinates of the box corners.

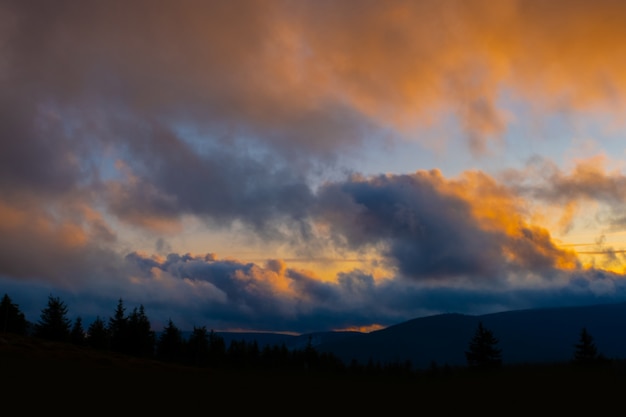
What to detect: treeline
<box><xmin>0</xmin><ymin>293</ymin><xmax>410</xmax><ymax>376</ymax></box>
<box><xmin>0</xmin><ymin>293</ymin><xmax>611</xmax><ymax>375</ymax></box>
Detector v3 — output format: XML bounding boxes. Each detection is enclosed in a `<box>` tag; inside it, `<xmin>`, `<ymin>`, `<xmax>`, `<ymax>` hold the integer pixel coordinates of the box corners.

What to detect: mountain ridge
<box><xmin>213</xmin><ymin>301</ymin><xmax>626</xmax><ymax>369</ymax></box>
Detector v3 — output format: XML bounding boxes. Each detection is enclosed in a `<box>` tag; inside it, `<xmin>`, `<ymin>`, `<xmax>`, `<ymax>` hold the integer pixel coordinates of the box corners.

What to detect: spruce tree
<box><xmin>186</xmin><ymin>326</ymin><xmax>210</xmax><ymax>367</ymax></box>
<box><xmin>573</xmin><ymin>327</ymin><xmax>599</xmax><ymax>365</ymax></box>
<box><xmin>34</xmin><ymin>295</ymin><xmax>71</xmax><ymax>342</ymax></box>
<box><xmin>86</xmin><ymin>316</ymin><xmax>109</xmax><ymax>350</ymax></box>
<box><xmin>71</xmin><ymin>316</ymin><xmax>86</xmax><ymax>345</ymax></box>
<box><xmin>108</xmin><ymin>298</ymin><xmax>128</xmax><ymax>353</ymax></box>
<box><xmin>0</xmin><ymin>293</ymin><xmax>27</xmax><ymax>335</ymax></box>
<box><xmin>127</xmin><ymin>304</ymin><xmax>155</xmax><ymax>357</ymax></box>
<box><xmin>465</xmin><ymin>321</ymin><xmax>502</xmax><ymax>369</ymax></box>
<box><xmin>156</xmin><ymin>318</ymin><xmax>184</xmax><ymax>363</ymax></box>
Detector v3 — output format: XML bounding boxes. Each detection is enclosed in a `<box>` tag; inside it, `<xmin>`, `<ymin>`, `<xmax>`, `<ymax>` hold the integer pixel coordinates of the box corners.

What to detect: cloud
<box><xmin>314</xmin><ymin>170</ymin><xmax>579</xmax><ymax>281</ymax></box>
<box><xmin>5</xmin><ymin>251</ymin><xmax>626</xmax><ymax>334</ymax></box>
<box><xmin>103</xmin><ymin>124</ymin><xmax>316</xmax><ymax>236</ymax></box>
<box><xmin>4</xmin><ymin>0</ymin><xmax>626</xmax><ymax>234</ymax></box>
<box><xmin>0</xmin><ymin>194</ymin><xmax>120</xmax><ymax>285</ymax></box>
<box><xmin>285</xmin><ymin>0</ymin><xmax>626</xmax><ymax>151</ymax></box>
<box><xmin>4</xmin><ymin>0</ymin><xmax>626</xmax><ymax>333</ymax></box>
<box><xmin>6</xmin><ymin>0</ymin><xmax>626</xmax><ymax>184</ymax></box>
<box><xmin>502</xmin><ymin>156</ymin><xmax>626</xmax><ymax>235</ymax></box>
<box><xmin>507</xmin><ymin>156</ymin><xmax>626</xmax><ymax>204</ymax></box>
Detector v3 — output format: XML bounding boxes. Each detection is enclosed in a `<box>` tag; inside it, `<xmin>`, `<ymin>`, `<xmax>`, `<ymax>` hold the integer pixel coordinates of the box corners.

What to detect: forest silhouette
<box><xmin>0</xmin><ymin>293</ymin><xmax>619</xmax><ymax>372</ymax></box>
<box><xmin>2</xmin><ymin>291</ymin><xmax>625</xmax><ymax>411</ymax></box>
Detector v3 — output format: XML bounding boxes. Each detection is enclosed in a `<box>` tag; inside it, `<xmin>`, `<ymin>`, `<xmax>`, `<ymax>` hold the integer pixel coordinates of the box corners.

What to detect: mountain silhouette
<box><xmin>215</xmin><ymin>301</ymin><xmax>626</xmax><ymax>369</ymax></box>
<box><xmin>315</xmin><ymin>302</ymin><xmax>626</xmax><ymax>369</ymax></box>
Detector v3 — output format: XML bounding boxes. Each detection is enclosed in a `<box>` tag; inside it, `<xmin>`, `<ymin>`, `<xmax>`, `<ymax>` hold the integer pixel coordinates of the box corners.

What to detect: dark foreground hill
<box><xmin>4</xmin><ymin>332</ymin><xmax>626</xmax><ymax>413</ymax></box>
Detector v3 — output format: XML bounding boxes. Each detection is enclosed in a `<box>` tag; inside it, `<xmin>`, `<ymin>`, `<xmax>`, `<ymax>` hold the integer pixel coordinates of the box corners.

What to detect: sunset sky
<box><xmin>4</xmin><ymin>0</ymin><xmax>626</xmax><ymax>334</ymax></box>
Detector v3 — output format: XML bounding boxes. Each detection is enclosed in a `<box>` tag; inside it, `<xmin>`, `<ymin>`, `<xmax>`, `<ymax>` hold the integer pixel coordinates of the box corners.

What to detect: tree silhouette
<box><xmin>70</xmin><ymin>316</ymin><xmax>86</xmax><ymax>345</ymax></box>
<box><xmin>208</xmin><ymin>330</ymin><xmax>226</xmax><ymax>367</ymax></box>
<box><xmin>465</xmin><ymin>321</ymin><xmax>502</xmax><ymax>369</ymax></box>
<box><xmin>573</xmin><ymin>327</ymin><xmax>599</xmax><ymax>365</ymax></box>
<box><xmin>0</xmin><ymin>293</ymin><xmax>27</xmax><ymax>335</ymax></box>
<box><xmin>156</xmin><ymin>318</ymin><xmax>184</xmax><ymax>362</ymax></box>
<box><xmin>34</xmin><ymin>295</ymin><xmax>71</xmax><ymax>342</ymax></box>
<box><xmin>108</xmin><ymin>298</ymin><xmax>128</xmax><ymax>353</ymax></box>
<box><xmin>186</xmin><ymin>325</ymin><xmax>210</xmax><ymax>367</ymax></box>
<box><xmin>86</xmin><ymin>316</ymin><xmax>109</xmax><ymax>350</ymax></box>
<box><xmin>107</xmin><ymin>299</ymin><xmax>155</xmax><ymax>357</ymax></box>
<box><xmin>126</xmin><ymin>305</ymin><xmax>155</xmax><ymax>357</ymax></box>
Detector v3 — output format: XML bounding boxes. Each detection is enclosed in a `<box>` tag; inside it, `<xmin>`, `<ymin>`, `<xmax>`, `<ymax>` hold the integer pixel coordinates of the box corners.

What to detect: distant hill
<box><xmin>313</xmin><ymin>302</ymin><xmax>626</xmax><ymax>369</ymax></box>
<box><xmin>211</xmin><ymin>330</ymin><xmax>360</xmax><ymax>351</ymax></box>
<box><xmin>214</xmin><ymin>302</ymin><xmax>626</xmax><ymax>370</ymax></box>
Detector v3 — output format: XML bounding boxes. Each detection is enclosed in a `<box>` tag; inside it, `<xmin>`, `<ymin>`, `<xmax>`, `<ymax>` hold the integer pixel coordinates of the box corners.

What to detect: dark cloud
<box><xmin>318</xmin><ymin>173</ymin><xmax>501</xmax><ymax>279</ymax></box>
<box><xmin>0</xmin><ymin>97</ymin><xmax>90</xmax><ymax>196</ymax></box>
<box><xmin>4</xmin><ymin>254</ymin><xmax>626</xmax><ymax>334</ymax></box>
<box><xmin>315</xmin><ymin>171</ymin><xmax>578</xmax><ymax>281</ymax></box>
<box><xmin>105</xmin><ymin>123</ymin><xmax>316</xmax><ymax>235</ymax></box>
<box><xmin>121</xmin><ymin>252</ymin><xmax>412</xmax><ymax>332</ymax></box>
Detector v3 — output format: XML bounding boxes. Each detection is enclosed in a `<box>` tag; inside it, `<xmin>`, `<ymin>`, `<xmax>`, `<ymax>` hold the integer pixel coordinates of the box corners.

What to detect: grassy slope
<box><xmin>2</xmin><ymin>332</ymin><xmax>626</xmax><ymax>413</ymax></box>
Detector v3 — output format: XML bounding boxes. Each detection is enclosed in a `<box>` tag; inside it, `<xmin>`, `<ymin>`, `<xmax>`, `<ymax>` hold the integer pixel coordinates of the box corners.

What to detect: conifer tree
<box><xmin>156</xmin><ymin>318</ymin><xmax>184</xmax><ymax>362</ymax></box>
<box><xmin>186</xmin><ymin>325</ymin><xmax>210</xmax><ymax>367</ymax></box>
<box><xmin>71</xmin><ymin>316</ymin><xmax>86</xmax><ymax>345</ymax></box>
<box><xmin>34</xmin><ymin>295</ymin><xmax>71</xmax><ymax>342</ymax></box>
<box><xmin>86</xmin><ymin>316</ymin><xmax>109</xmax><ymax>350</ymax></box>
<box><xmin>573</xmin><ymin>327</ymin><xmax>599</xmax><ymax>365</ymax></box>
<box><xmin>127</xmin><ymin>304</ymin><xmax>155</xmax><ymax>357</ymax></box>
<box><xmin>108</xmin><ymin>298</ymin><xmax>128</xmax><ymax>353</ymax></box>
<box><xmin>465</xmin><ymin>321</ymin><xmax>502</xmax><ymax>369</ymax></box>
<box><xmin>0</xmin><ymin>293</ymin><xmax>27</xmax><ymax>335</ymax></box>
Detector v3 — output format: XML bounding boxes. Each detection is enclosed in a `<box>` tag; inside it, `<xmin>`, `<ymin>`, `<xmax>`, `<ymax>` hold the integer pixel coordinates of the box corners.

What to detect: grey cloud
<box><xmin>0</xmin><ymin>0</ymin><xmax>383</xmax><ymax>241</ymax></box>
<box><xmin>315</xmin><ymin>172</ymin><xmax>517</xmax><ymax>280</ymax></box>
<box><xmin>5</xmin><ymin>255</ymin><xmax>626</xmax><ymax>334</ymax></box>
<box><xmin>106</xmin><ymin>123</ymin><xmax>316</xmax><ymax>235</ymax></box>
<box><xmin>508</xmin><ymin>157</ymin><xmax>626</xmax><ymax>205</ymax></box>
<box><xmin>314</xmin><ymin>170</ymin><xmax>582</xmax><ymax>282</ymax></box>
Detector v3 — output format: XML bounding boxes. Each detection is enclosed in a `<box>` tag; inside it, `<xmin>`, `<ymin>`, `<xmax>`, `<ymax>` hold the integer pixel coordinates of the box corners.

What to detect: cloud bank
<box><xmin>3</xmin><ymin>0</ymin><xmax>626</xmax><ymax>332</ymax></box>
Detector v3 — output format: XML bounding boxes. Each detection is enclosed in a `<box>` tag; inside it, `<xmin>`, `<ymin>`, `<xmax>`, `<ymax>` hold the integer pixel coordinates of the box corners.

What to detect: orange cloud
<box><xmin>316</xmin><ymin>168</ymin><xmax>581</xmax><ymax>281</ymax></box>
<box><xmin>283</xmin><ymin>0</ymin><xmax>626</xmax><ymax>151</ymax></box>
<box><xmin>444</xmin><ymin>170</ymin><xmax>580</xmax><ymax>271</ymax></box>
<box><xmin>234</xmin><ymin>263</ymin><xmax>297</xmax><ymax>299</ymax></box>
<box><xmin>334</xmin><ymin>323</ymin><xmax>386</xmax><ymax>333</ymax></box>
<box><xmin>9</xmin><ymin>0</ymin><xmax>626</xmax><ymax>157</ymax></box>
<box><xmin>0</xmin><ymin>196</ymin><xmax>117</xmax><ymax>283</ymax></box>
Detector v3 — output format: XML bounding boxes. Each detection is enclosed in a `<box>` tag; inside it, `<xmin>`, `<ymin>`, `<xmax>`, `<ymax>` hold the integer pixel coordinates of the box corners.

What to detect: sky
<box><xmin>4</xmin><ymin>0</ymin><xmax>626</xmax><ymax>334</ymax></box>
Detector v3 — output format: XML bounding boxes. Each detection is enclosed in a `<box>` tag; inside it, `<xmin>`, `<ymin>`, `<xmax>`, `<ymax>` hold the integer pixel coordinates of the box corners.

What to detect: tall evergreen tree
<box><xmin>573</xmin><ymin>327</ymin><xmax>599</xmax><ymax>365</ymax></box>
<box><xmin>86</xmin><ymin>316</ymin><xmax>109</xmax><ymax>350</ymax></box>
<box><xmin>0</xmin><ymin>293</ymin><xmax>27</xmax><ymax>335</ymax></box>
<box><xmin>465</xmin><ymin>321</ymin><xmax>502</xmax><ymax>369</ymax></box>
<box><xmin>126</xmin><ymin>305</ymin><xmax>155</xmax><ymax>357</ymax></box>
<box><xmin>71</xmin><ymin>316</ymin><xmax>86</xmax><ymax>345</ymax></box>
<box><xmin>34</xmin><ymin>295</ymin><xmax>71</xmax><ymax>342</ymax></box>
<box><xmin>108</xmin><ymin>298</ymin><xmax>128</xmax><ymax>353</ymax></box>
<box><xmin>186</xmin><ymin>326</ymin><xmax>210</xmax><ymax>367</ymax></box>
<box><xmin>156</xmin><ymin>318</ymin><xmax>184</xmax><ymax>362</ymax></box>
